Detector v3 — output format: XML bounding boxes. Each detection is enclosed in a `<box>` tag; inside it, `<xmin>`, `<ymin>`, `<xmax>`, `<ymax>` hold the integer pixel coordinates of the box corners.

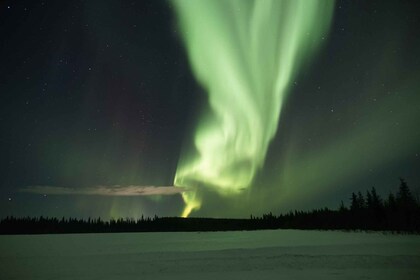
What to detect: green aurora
<box><xmin>173</xmin><ymin>0</ymin><xmax>335</xmax><ymax>217</ymax></box>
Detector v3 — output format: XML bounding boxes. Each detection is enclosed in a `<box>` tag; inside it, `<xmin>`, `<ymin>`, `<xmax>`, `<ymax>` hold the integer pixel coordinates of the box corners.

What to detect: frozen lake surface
<box><xmin>1</xmin><ymin>229</ymin><xmax>420</xmax><ymax>279</ymax></box>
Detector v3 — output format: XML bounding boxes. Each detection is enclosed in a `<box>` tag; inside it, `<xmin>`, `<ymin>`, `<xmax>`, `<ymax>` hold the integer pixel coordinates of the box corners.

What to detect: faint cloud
<box><xmin>21</xmin><ymin>185</ymin><xmax>186</xmax><ymax>196</ymax></box>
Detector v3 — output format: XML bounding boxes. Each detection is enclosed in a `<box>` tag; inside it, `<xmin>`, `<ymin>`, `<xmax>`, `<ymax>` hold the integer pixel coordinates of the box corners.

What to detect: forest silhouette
<box><xmin>1</xmin><ymin>178</ymin><xmax>419</xmax><ymax>234</ymax></box>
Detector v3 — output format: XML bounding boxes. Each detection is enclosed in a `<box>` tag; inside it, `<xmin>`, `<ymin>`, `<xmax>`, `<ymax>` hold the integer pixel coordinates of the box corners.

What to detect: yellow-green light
<box><xmin>173</xmin><ymin>0</ymin><xmax>334</xmax><ymax>216</ymax></box>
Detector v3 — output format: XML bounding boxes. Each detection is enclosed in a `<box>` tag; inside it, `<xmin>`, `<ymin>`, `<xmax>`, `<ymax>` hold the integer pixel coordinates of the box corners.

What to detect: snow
<box><xmin>1</xmin><ymin>230</ymin><xmax>420</xmax><ymax>279</ymax></box>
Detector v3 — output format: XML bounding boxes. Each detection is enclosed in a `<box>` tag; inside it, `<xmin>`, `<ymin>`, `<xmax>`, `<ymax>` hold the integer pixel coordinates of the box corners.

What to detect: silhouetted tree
<box><xmin>350</xmin><ymin>192</ymin><xmax>359</xmax><ymax>211</ymax></box>
<box><xmin>357</xmin><ymin>192</ymin><xmax>366</xmax><ymax>209</ymax></box>
<box><xmin>396</xmin><ymin>178</ymin><xmax>416</xmax><ymax>208</ymax></box>
<box><xmin>366</xmin><ymin>190</ymin><xmax>373</xmax><ymax>209</ymax></box>
<box><xmin>339</xmin><ymin>200</ymin><xmax>347</xmax><ymax>212</ymax></box>
<box><xmin>386</xmin><ymin>193</ymin><xmax>397</xmax><ymax>210</ymax></box>
<box><xmin>371</xmin><ymin>187</ymin><xmax>382</xmax><ymax>207</ymax></box>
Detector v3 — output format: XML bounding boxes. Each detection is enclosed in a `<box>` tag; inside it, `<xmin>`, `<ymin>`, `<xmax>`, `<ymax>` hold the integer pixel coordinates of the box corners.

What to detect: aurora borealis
<box><xmin>173</xmin><ymin>0</ymin><xmax>334</xmax><ymax>217</ymax></box>
<box><xmin>1</xmin><ymin>0</ymin><xmax>420</xmax><ymax>219</ymax></box>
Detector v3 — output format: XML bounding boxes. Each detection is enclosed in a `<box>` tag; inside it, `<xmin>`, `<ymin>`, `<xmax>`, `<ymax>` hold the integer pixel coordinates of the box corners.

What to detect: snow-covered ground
<box><xmin>1</xmin><ymin>230</ymin><xmax>420</xmax><ymax>279</ymax></box>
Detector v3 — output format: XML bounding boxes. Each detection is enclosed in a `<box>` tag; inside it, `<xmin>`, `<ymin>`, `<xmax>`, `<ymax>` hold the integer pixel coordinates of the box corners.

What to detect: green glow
<box><xmin>173</xmin><ymin>0</ymin><xmax>334</xmax><ymax>216</ymax></box>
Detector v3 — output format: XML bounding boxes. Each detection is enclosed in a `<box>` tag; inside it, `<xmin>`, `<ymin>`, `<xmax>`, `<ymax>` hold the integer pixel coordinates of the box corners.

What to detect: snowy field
<box><xmin>1</xmin><ymin>230</ymin><xmax>420</xmax><ymax>279</ymax></box>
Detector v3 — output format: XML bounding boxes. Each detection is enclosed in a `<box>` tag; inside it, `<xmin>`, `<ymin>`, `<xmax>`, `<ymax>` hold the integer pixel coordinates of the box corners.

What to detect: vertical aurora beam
<box><xmin>173</xmin><ymin>0</ymin><xmax>334</xmax><ymax>217</ymax></box>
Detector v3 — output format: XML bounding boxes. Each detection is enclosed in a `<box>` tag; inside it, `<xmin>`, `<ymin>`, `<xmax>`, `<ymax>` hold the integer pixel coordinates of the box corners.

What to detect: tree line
<box><xmin>1</xmin><ymin>178</ymin><xmax>419</xmax><ymax>234</ymax></box>
<box><xmin>255</xmin><ymin>178</ymin><xmax>419</xmax><ymax>232</ymax></box>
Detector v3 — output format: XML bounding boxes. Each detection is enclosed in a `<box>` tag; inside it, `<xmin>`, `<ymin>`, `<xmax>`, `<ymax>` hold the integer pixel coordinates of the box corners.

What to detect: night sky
<box><xmin>1</xmin><ymin>0</ymin><xmax>419</xmax><ymax>219</ymax></box>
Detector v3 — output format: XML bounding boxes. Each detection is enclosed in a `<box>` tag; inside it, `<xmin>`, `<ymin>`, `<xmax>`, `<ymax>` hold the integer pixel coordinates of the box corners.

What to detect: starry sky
<box><xmin>1</xmin><ymin>0</ymin><xmax>419</xmax><ymax>219</ymax></box>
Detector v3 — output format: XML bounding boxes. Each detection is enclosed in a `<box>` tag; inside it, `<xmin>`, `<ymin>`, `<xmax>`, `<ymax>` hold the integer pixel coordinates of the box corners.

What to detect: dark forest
<box><xmin>1</xmin><ymin>178</ymin><xmax>419</xmax><ymax>234</ymax></box>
